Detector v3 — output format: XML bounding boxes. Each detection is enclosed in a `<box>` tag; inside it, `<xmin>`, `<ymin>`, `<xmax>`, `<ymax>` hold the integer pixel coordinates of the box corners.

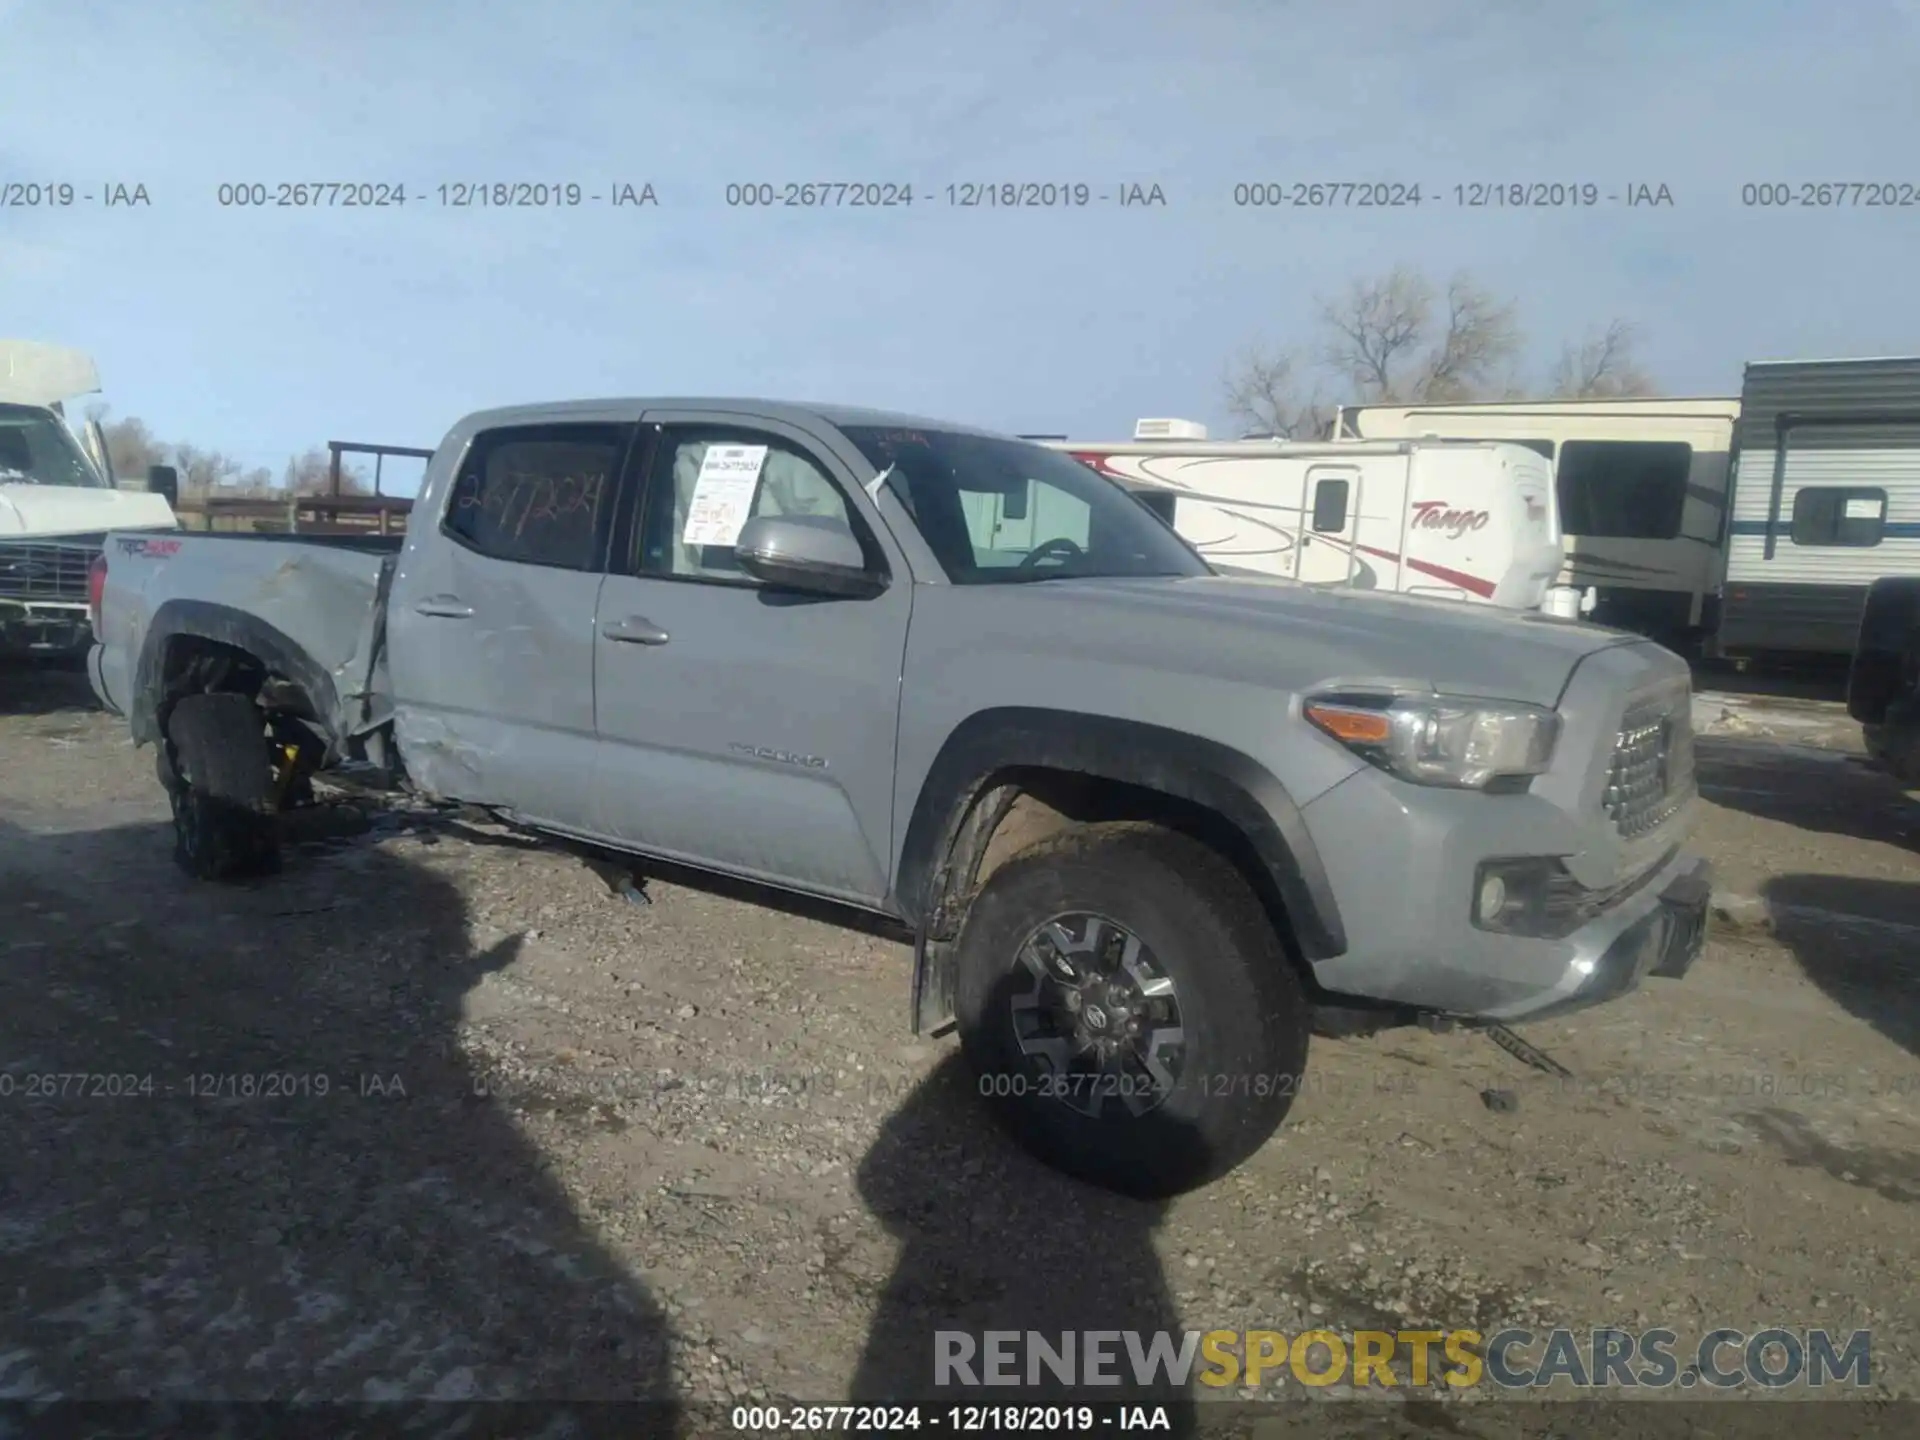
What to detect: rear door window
<box><xmin>442</xmin><ymin>423</ymin><xmax>630</xmax><ymax>570</ymax></box>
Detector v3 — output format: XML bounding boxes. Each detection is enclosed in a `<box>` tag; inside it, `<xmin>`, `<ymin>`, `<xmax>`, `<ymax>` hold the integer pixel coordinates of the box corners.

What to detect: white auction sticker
<box><xmin>1843</xmin><ymin>497</ymin><xmax>1884</xmax><ymax>520</ymax></box>
<box><xmin>682</xmin><ymin>444</ymin><xmax>769</xmax><ymax>546</ymax></box>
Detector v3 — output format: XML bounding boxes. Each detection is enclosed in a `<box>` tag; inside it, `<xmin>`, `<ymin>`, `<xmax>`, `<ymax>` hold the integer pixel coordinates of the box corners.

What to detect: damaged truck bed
<box><xmin>90</xmin><ymin>530</ymin><xmax>404</xmax><ymax>777</ymax></box>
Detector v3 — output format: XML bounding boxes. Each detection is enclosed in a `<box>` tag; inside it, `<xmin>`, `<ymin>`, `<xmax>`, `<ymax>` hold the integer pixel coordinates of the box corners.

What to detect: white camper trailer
<box><xmin>1332</xmin><ymin>397</ymin><xmax>1740</xmax><ymax>646</ymax></box>
<box><xmin>1</xmin><ymin>341</ymin><xmax>179</xmax><ymax>656</ymax></box>
<box><xmin>1719</xmin><ymin>357</ymin><xmax>1920</xmax><ymax>660</ymax></box>
<box><xmin>1046</xmin><ymin>421</ymin><xmax>1573</xmax><ymax>613</ymax></box>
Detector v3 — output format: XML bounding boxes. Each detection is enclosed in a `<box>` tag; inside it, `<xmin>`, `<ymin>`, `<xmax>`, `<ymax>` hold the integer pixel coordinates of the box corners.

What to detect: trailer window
<box><xmin>1311</xmin><ymin>477</ymin><xmax>1350</xmax><ymax>532</ymax></box>
<box><xmin>1132</xmin><ymin>489</ymin><xmax>1178</xmax><ymax>526</ymax></box>
<box><xmin>1791</xmin><ymin>486</ymin><xmax>1886</xmax><ymax>547</ymax></box>
<box><xmin>1555</xmin><ymin>440</ymin><xmax>1691</xmax><ymax>539</ymax></box>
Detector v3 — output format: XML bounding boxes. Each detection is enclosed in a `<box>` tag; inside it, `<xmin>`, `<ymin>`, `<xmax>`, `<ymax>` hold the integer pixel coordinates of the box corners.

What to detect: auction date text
<box><xmin>2</xmin><ymin>181</ymin><xmax>150</xmax><ymax>207</ymax></box>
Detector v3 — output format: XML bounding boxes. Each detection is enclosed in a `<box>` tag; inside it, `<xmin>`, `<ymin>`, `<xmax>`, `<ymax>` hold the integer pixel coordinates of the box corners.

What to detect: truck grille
<box><xmin>0</xmin><ymin>536</ymin><xmax>103</xmax><ymax>603</ymax></box>
<box><xmin>1604</xmin><ymin>681</ymin><xmax>1696</xmax><ymax>839</ymax></box>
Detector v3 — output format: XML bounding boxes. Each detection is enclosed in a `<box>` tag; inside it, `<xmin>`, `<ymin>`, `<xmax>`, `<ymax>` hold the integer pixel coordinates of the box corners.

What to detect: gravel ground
<box><xmin>3</xmin><ymin>659</ymin><xmax>1918</xmax><ymax>1434</ymax></box>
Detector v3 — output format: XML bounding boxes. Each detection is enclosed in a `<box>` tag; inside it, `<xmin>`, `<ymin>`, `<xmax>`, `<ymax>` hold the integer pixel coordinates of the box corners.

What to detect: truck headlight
<box><xmin>1304</xmin><ymin>691</ymin><xmax>1560</xmax><ymax>790</ymax></box>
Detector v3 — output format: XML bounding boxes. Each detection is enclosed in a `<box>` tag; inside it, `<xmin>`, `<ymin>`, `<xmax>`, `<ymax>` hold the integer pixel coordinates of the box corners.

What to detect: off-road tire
<box><xmin>952</xmin><ymin>821</ymin><xmax>1310</xmax><ymax>1198</ymax></box>
<box><xmin>163</xmin><ymin>692</ymin><xmax>282</xmax><ymax>881</ymax></box>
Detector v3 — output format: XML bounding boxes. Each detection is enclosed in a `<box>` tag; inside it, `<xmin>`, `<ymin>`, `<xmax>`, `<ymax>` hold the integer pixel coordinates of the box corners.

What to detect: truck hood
<box><xmin>0</xmin><ymin>484</ymin><xmax>178</xmax><ymax>539</ymax></box>
<box><xmin>0</xmin><ymin>341</ymin><xmax>100</xmax><ymax>408</ymax></box>
<box><xmin>1018</xmin><ymin>573</ymin><xmax>1646</xmax><ymax>708</ymax></box>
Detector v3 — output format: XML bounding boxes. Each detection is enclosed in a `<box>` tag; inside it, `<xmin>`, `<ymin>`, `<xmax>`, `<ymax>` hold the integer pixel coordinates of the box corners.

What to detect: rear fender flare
<box><xmin>133</xmin><ymin>600</ymin><xmax>342</xmax><ymax>751</ymax></box>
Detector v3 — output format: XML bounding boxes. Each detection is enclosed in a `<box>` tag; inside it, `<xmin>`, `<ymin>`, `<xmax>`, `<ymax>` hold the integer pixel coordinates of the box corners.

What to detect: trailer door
<box><xmin>1298</xmin><ymin>464</ymin><xmax>1364</xmax><ymax>587</ymax></box>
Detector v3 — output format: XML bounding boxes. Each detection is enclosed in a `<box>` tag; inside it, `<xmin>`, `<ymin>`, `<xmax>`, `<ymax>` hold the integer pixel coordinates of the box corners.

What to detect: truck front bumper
<box><xmin>1299</xmin><ymin>768</ymin><xmax>1711</xmax><ymax>1023</ymax></box>
<box><xmin>1483</xmin><ymin>850</ymin><xmax>1711</xmax><ymax>1022</ymax></box>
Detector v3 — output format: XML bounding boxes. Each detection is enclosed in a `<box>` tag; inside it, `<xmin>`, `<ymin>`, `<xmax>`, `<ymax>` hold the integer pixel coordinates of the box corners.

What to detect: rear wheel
<box><xmin>953</xmin><ymin>822</ymin><xmax>1309</xmax><ymax>1198</ymax></box>
<box><xmin>163</xmin><ymin>692</ymin><xmax>282</xmax><ymax>881</ymax></box>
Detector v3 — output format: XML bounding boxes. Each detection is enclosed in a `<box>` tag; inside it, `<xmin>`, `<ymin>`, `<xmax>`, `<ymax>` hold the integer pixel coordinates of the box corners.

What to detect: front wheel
<box><xmin>952</xmin><ymin>822</ymin><xmax>1310</xmax><ymax>1198</ymax></box>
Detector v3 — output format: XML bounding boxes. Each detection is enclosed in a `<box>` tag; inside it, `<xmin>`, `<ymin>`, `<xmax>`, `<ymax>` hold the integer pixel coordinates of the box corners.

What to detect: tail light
<box><xmin>88</xmin><ymin>552</ymin><xmax>108</xmax><ymax>633</ymax></box>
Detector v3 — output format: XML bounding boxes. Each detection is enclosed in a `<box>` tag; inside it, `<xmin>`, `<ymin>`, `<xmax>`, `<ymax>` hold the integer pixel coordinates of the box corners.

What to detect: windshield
<box><xmin>839</xmin><ymin>425</ymin><xmax>1207</xmax><ymax>584</ymax></box>
<box><xmin>0</xmin><ymin>403</ymin><xmax>107</xmax><ymax>488</ymax></box>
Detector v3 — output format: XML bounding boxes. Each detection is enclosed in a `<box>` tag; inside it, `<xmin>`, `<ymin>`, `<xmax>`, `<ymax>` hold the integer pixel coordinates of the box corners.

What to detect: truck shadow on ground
<box><xmin>1695</xmin><ymin>736</ymin><xmax>1919</xmax><ymax>852</ymax></box>
<box><xmin>0</xmin><ymin>815</ymin><xmax>677</xmax><ymax>1428</ymax></box>
<box><xmin>849</xmin><ymin>1044</ymin><xmax>1194</xmax><ymax>1428</ymax></box>
<box><xmin>0</xmin><ymin>656</ymin><xmax>98</xmax><ymax>718</ymax></box>
<box><xmin>1732</xmin><ymin>1106</ymin><xmax>1920</xmax><ymax>1208</ymax></box>
<box><xmin>1690</xmin><ymin>658</ymin><xmax>1850</xmax><ymax>706</ymax></box>
<box><xmin>1760</xmin><ymin>873</ymin><xmax>1920</xmax><ymax>1063</ymax></box>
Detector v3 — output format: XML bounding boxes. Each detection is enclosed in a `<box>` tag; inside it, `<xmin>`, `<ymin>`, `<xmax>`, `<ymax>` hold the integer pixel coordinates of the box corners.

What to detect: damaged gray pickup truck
<box><xmin>89</xmin><ymin>398</ymin><xmax>1711</xmax><ymax>1197</ymax></box>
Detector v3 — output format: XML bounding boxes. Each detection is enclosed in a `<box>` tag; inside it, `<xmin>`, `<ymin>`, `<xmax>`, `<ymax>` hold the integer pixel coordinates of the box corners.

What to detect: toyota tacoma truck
<box><xmin>89</xmin><ymin>398</ymin><xmax>1710</xmax><ymax>1197</ymax></box>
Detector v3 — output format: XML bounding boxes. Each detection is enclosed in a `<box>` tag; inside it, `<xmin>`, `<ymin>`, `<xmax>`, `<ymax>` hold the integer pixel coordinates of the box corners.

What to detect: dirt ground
<box><xmin>3</xmin><ymin>659</ymin><xmax>1918</xmax><ymax>1433</ymax></box>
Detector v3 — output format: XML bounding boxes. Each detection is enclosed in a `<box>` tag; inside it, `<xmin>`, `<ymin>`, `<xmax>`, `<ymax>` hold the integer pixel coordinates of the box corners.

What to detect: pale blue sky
<box><xmin>5</xmin><ymin>0</ymin><xmax>1919</xmax><ymax>493</ymax></box>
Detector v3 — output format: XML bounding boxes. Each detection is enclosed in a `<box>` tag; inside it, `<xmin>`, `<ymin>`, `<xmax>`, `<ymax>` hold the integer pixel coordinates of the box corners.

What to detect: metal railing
<box><xmin>173</xmin><ymin>440</ymin><xmax>431</xmax><ymax>536</ymax></box>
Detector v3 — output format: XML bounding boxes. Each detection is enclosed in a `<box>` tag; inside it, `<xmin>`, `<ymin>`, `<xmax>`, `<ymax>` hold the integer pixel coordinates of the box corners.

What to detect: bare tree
<box><xmin>170</xmin><ymin>443</ymin><xmax>252</xmax><ymax>498</ymax></box>
<box><xmin>85</xmin><ymin>405</ymin><xmax>165</xmax><ymax>482</ymax></box>
<box><xmin>283</xmin><ymin>447</ymin><xmax>330</xmax><ymax>494</ymax></box>
<box><xmin>282</xmin><ymin>446</ymin><xmax>371</xmax><ymax>496</ymax></box>
<box><xmin>1221</xmin><ymin>350</ymin><xmax>1331</xmax><ymax>438</ymax></box>
<box><xmin>1548</xmin><ymin>320</ymin><xmax>1658</xmax><ymax>399</ymax></box>
<box><xmin>1415</xmin><ymin>274</ymin><xmax>1523</xmax><ymax>402</ymax></box>
<box><xmin>80</xmin><ymin>407</ymin><xmax>346</xmax><ymax>499</ymax></box>
<box><xmin>1315</xmin><ymin>267</ymin><xmax>1523</xmax><ymax>403</ymax></box>
<box><xmin>1225</xmin><ymin>265</ymin><xmax>1659</xmax><ymax>426</ymax></box>
<box><xmin>1315</xmin><ymin>266</ymin><xmax>1434</xmax><ymax>401</ymax></box>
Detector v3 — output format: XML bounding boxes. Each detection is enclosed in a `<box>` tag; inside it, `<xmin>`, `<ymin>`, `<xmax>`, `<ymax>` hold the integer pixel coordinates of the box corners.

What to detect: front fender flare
<box><xmin>893</xmin><ymin>707</ymin><xmax>1347</xmax><ymax>959</ymax></box>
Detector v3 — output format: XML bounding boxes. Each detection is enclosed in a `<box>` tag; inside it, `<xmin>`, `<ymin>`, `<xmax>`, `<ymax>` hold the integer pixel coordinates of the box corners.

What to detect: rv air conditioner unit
<box><xmin>1134</xmin><ymin>417</ymin><xmax>1208</xmax><ymax>441</ymax></box>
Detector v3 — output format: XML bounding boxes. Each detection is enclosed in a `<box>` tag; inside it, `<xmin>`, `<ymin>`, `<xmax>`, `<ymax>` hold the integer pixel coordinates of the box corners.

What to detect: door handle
<box><xmin>601</xmin><ymin>615</ymin><xmax>671</xmax><ymax>646</ymax></box>
<box><xmin>414</xmin><ymin>594</ymin><xmax>474</xmax><ymax>619</ymax></box>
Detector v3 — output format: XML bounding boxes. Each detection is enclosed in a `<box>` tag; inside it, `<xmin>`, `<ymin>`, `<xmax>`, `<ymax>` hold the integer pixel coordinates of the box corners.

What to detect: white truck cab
<box><xmin>1</xmin><ymin>340</ymin><xmax>179</xmax><ymax>657</ymax></box>
<box><xmin>1046</xmin><ymin>420</ymin><xmax>1588</xmax><ymax>616</ymax></box>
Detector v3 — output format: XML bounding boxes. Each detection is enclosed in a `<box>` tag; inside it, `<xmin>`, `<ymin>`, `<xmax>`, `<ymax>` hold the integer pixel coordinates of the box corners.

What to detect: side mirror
<box><xmin>735</xmin><ymin>514</ymin><xmax>886</xmax><ymax>598</ymax></box>
<box><xmin>147</xmin><ymin>464</ymin><xmax>180</xmax><ymax>508</ymax></box>
<box><xmin>1001</xmin><ymin>481</ymin><xmax>1029</xmax><ymax>521</ymax></box>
